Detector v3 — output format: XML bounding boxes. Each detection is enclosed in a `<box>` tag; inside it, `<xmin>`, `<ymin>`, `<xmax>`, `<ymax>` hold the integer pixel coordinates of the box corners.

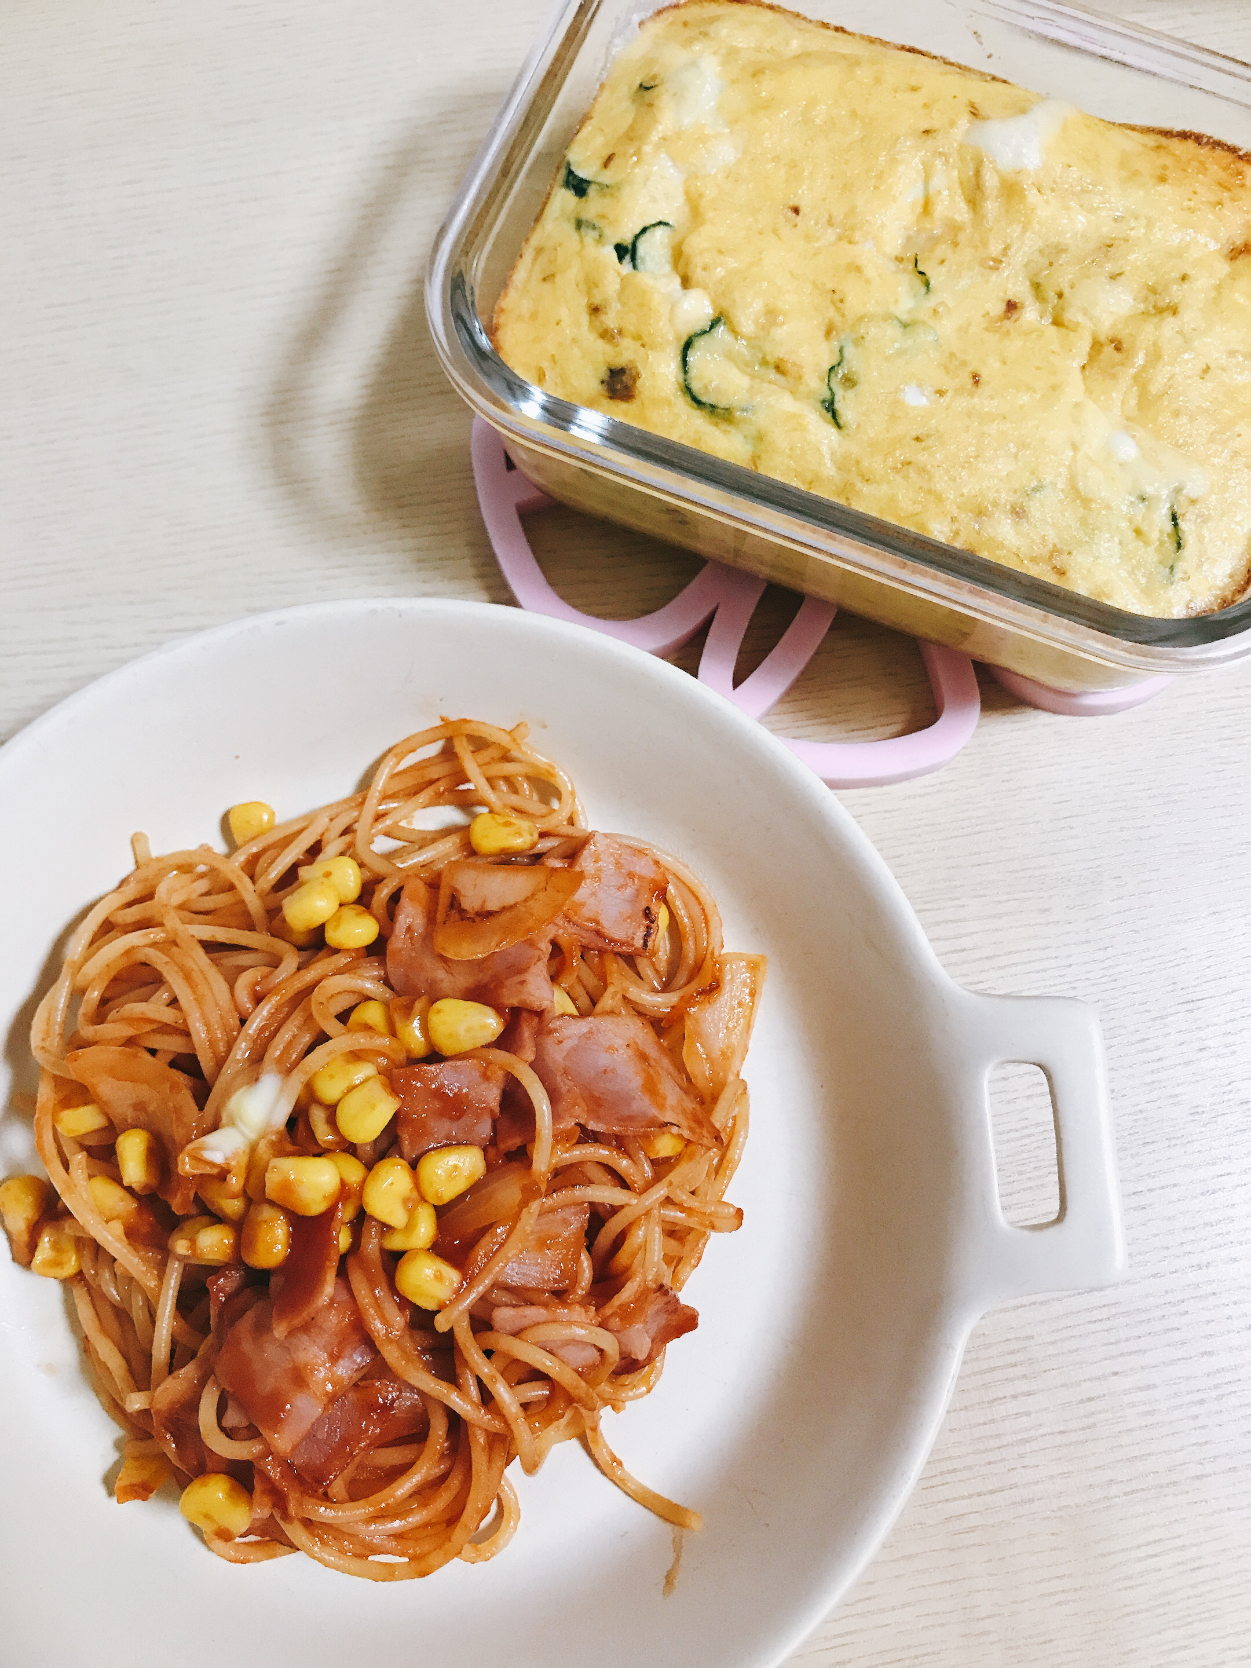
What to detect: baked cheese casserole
<box><xmin>492</xmin><ymin>0</ymin><xmax>1251</xmax><ymax>619</ymax></box>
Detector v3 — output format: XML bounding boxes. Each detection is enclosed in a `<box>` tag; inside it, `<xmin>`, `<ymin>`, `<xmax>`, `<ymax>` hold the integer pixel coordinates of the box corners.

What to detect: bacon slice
<box><xmin>558</xmin><ymin>833</ymin><xmax>668</xmax><ymax>954</ymax></box>
<box><xmin>495</xmin><ymin>1203</ymin><xmax>589</xmax><ymax>1291</ymax></box>
<box><xmin>151</xmin><ymin>1349</ymin><xmax>215</xmax><ymax>1475</ymax></box>
<box><xmin>489</xmin><ymin>1302</ymin><xmax>597</xmax><ymax>1333</ymax></box>
<box><xmin>206</xmin><ymin>1265</ymin><xmax>258</xmax><ymax>1343</ymax></box>
<box><xmin>531</xmin><ymin>1014</ymin><xmax>716</xmax><ymax>1144</ymax></box>
<box><xmin>489</xmin><ymin>1302</ymin><xmax>600</xmax><ymax>1370</ymax></box>
<box><xmin>492</xmin><ymin>1082</ymin><xmax>537</xmax><ymax>1154</ymax></box>
<box><xmin>391</xmin><ymin>1060</ymin><xmax>506</xmax><ymax>1160</ymax></box>
<box><xmin>215</xmin><ymin>1278</ymin><xmax>375</xmax><ymax>1457</ymax></box>
<box><xmin>66</xmin><ymin>1045</ymin><xmax>212</xmax><ymax>1215</ymax></box>
<box><xmin>605</xmin><ymin>1287</ymin><xmax>698</xmax><ymax>1368</ymax></box>
<box><xmin>289</xmin><ymin>1367</ymin><xmax>428</xmax><ymax>1488</ymax></box>
<box><xmin>682</xmin><ymin>953</ymin><xmax>767</xmax><ymax>1100</ymax></box>
<box><xmin>387</xmin><ymin>878</ymin><xmax>555</xmax><ymax>1010</ymax></box>
<box><xmin>271</xmin><ymin>1203</ymin><xmax>342</xmax><ymax>1340</ymax></box>
<box><xmin>497</xmin><ymin>1008</ymin><xmax>541</xmax><ymax>1064</ymax></box>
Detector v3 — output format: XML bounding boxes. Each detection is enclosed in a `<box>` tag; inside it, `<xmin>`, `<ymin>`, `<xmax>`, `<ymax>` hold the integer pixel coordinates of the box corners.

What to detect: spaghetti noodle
<box><xmin>2</xmin><ymin>719</ymin><xmax>763</xmax><ymax>1577</ymax></box>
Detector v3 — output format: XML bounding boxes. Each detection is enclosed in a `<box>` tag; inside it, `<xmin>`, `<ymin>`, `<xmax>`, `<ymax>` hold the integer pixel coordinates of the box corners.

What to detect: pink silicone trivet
<box><xmin>471</xmin><ymin>419</ymin><xmax>1166</xmax><ymax>783</ymax></box>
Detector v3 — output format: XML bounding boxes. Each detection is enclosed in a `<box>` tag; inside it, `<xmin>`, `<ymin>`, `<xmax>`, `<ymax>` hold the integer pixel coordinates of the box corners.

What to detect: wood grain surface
<box><xmin>1</xmin><ymin>4</ymin><xmax>1248</xmax><ymax>1663</ymax></box>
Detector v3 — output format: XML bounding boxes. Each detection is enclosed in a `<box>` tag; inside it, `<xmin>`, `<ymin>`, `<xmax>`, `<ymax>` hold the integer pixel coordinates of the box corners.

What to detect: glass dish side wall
<box><xmin>427</xmin><ymin>0</ymin><xmax>1251</xmax><ymax>689</ymax></box>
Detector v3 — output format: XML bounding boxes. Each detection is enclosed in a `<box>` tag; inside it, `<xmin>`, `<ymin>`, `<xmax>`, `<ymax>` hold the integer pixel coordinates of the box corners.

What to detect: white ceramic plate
<box><xmin>0</xmin><ymin>599</ymin><xmax>1123</xmax><ymax>1668</ymax></box>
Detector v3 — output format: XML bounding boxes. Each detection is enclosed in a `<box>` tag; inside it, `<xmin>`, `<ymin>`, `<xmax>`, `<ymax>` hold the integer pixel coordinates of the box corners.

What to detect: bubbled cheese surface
<box><xmin>492</xmin><ymin>0</ymin><xmax>1251</xmax><ymax>619</ymax></box>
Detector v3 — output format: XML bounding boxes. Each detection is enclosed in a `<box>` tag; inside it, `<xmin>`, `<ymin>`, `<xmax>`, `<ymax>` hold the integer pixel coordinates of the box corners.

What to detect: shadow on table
<box><xmin>262</xmin><ymin>87</ymin><xmax>506</xmax><ymax>597</ymax></box>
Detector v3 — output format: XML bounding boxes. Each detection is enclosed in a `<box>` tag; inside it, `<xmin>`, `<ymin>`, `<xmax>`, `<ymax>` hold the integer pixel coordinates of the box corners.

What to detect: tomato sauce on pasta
<box><xmin>1</xmin><ymin>719</ymin><xmax>763</xmax><ymax>1577</ymax></box>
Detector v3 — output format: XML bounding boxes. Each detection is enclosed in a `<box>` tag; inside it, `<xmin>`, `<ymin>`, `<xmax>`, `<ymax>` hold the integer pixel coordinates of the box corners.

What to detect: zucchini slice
<box><xmin>614</xmin><ymin>221</ymin><xmax>675</xmax><ymax>272</ymax></box>
<box><xmin>562</xmin><ymin>161</ymin><xmax>595</xmax><ymax>199</ymax></box>
<box><xmin>629</xmin><ymin>220</ymin><xmax>674</xmax><ymax>273</ymax></box>
<box><xmin>681</xmin><ymin>316</ymin><xmax>752</xmax><ymax>415</ymax></box>
<box><xmin>820</xmin><ymin>365</ymin><xmax>843</xmax><ymax>429</ymax></box>
<box><xmin>820</xmin><ymin>344</ymin><xmax>857</xmax><ymax>429</ymax></box>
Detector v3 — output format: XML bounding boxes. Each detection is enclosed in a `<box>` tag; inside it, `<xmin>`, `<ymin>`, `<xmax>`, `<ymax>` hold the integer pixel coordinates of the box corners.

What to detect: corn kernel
<box><xmin>362</xmin><ymin>1156</ymin><xmax>420</xmax><ymax>1229</ymax></box>
<box><xmin>54</xmin><ymin>1102</ymin><xmax>110</xmax><ymax>1139</ymax></box>
<box><xmin>327</xmin><ymin>1152</ymin><xmax>367</xmax><ymax>1220</ymax></box>
<box><xmin>310</xmin><ymin>1053</ymin><xmax>377</xmax><ymax>1106</ymax></box>
<box><xmin>30</xmin><ymin>1220</ymin><xmax>81</xmax><ymax>1279</ymax></box>
<box><xmin>116</xmin><ymin>1128</ymin><xmax>161</xmax><ymax>1194</ymax></box>
<box><xmin>416</xmin><ymin>1144</ymin><xmax>486</xmax><ymax>1207</ymax></box>
<box><xmin>552</xmin><ymin>985</ymin><xmax>578</xmax><ymax>1016</ymax></box>
<box><xmin>325</xmin><ymin>904</ymin><xmax>379</xmax><ymax>949</ymax></box>
<box><xmin>338</xmin><ymin>1223</ymin><xmax>353</xmax><ymax>1254</ymax></box>
<box><xmin>168</xmin><ymin>1215</ymin><xmax>238</xmax><ymax>1264</ymax></box>
<box><xmin>297</xmin><ymin>855</ymin><xmax>362</xmax><ymax>904</ymax></box>
<box><xmin>265</xmin><ymin>1155</ymin><xmax>342</xmax><ymax>1217</ymax></box>
<box><xmin>273</xmin><ymin>914</ymin><xmax>319</xmax><ymax>948</ymax></box>
<box><xmin>282</xmin><ymin>877</ymin><xmax>340</xmax><ymax>934</ymax></box>
<box><xmin>0</xmin><ymin>1175</ymin><xmax>48</xmax><ymax>1264</ymax></box>
<box><xmin>196</xmin><ymin>1176</ymin><xmax>250</xmax><ymax>1222</ymax></box>
<box><xmin>179</xmin><ymin>1473</ymin><xmax>253</xmax><ymax>1540</ymax></box>
<box><xmin>427</xmin><ymin>998</ymin><xmax>504</xmax><ymax>1057</ymax></box>
<box><xmin>115</xmin><ymin>1450</ymin><xmax>174</xmax><ymax>1503</ymax></box>
<box><xmin>168</xmin><ymin>1215</ymin><xmax>217</xmax><ymax>1255</ymax></box>
<box><xmin>88</xmin><ymin>1174</ymin><xmax>139</xmax><ymax>1225</ymax></box>
<box><xmin>189</xmin><ymin>1223</ymin><xmax>238</xmax><ymax>1265</ymax></box>
<box><xmin>394</xmin><ymin>1248</ymin><xmax>462</xmax><ymax>1310</ymax></box>
<box><xmin>390</xmin><ymin>996</ymin><xmax>432</xmax><ymax>1059</ymax></box>
<box><xmin>639</xmin><ymin>1128</ymin><xmax>686</xmax><ymax>1160</ymax></box>
<box><xmin>469</xmin><ymin>811</ymin><xmax>539</xmax><ymax>856</ymax></box>
<box><xmin>381</xmin><ymin>1199</ymin><xmax>437</xmax><ymax>1252</ymax></box>
<box><xmin>335</xmin><ymin>1076</ymin><xmax>400</xmax><ymax>1144</ymax></box>
<box><xmin>240</xmin><ymin>1202</ymin><xmax>291</xmax><ymax>1269</ymax></box>
<box><xmin>347</xmin><ymin>999</ymin><xmax>393</xmax><ymax>1037</ymax></box>
<box><xmin>228</xmin><ymin>801</ymin><xmax>275</xmax><ymax>846</ymax></box>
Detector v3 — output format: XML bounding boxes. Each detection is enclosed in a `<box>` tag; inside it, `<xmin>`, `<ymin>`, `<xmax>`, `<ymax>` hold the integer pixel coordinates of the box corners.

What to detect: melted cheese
<box><xmin>494</xmin><ymin>0</ymin><xmax>1251</xmax><ymax>617</ymax></box>
<box><xmin>964</xmin><ymin>100</ymin><xmax>1072</xmax><ymax>172</ymax></box>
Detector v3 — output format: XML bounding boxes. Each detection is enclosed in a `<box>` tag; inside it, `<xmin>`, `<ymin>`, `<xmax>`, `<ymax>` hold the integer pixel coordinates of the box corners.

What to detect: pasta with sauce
<box><xmin>0</xmin><ymin>718</ymin><xmax>763</xmax><ymax>1578</ymax></box>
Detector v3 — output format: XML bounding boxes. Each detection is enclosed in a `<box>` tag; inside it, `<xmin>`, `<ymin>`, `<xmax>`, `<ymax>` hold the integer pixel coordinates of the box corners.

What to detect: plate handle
<box><xmin>954</xmin><ymin>991</ymin><xmax>1125</xmax><ymax>1311</ymax></box>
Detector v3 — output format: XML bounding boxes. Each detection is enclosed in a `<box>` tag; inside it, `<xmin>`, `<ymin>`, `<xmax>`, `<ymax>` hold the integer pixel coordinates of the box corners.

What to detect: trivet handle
<box><xmin>472</xmin><ymin>417</ymin><xmax>736</xmax><ymax>656</ymax></box>
<box><xmin>471</xmin><ymin>418</ymin><xmax>981</xmax><ymax>787</ymax></box>
<box><xmin>783</xmin><ymin>644</ymin><xmax>981</xmax><ymax>787</ymax></box>
<box><xmin>952</xmin><ymin>990</ymin><xmax>1125</xmax><ymax>1312</ymax></box>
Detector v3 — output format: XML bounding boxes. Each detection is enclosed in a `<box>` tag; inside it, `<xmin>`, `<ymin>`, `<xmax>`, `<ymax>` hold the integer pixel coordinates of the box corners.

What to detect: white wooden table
<box><xmin>2</xmin><ymin>4</ymin><xmax>1248</xmax><ymax>1663</ymax></box>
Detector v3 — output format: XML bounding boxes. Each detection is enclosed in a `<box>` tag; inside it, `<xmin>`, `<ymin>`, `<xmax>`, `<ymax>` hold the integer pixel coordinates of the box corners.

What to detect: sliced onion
<box><xmin>446</xmin><ymin>862</ymin><xmax>545</xmax><ymax>915</ymax></box>
<box><xmin>681</xmin><ymin>953</ymin><xmax>766</xmax><ymax>1100</ymax></box>
<box><xmin>433</xmin><ymin>866</ymin><xmax>582</xmax><ymax>961</ymax></box>
<box><xmin>436</xmin><ymin>1161</ymin><xmax>542</xmax><ymax>1261</ymax></box>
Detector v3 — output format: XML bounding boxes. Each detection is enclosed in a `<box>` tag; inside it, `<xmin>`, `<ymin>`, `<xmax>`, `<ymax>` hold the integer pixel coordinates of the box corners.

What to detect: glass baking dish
<box><xmin>427</xmin><ymin>0</ymin><xmax>1251</xmax><ymax>693</ymax></box>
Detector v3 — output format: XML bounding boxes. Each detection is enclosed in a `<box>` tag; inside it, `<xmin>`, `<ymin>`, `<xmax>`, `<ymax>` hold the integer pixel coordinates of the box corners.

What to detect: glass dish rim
<box><xmin>427</xmin><ymin>0</ymin><xmax>1251</xmax><ymax>660</ymax></box>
